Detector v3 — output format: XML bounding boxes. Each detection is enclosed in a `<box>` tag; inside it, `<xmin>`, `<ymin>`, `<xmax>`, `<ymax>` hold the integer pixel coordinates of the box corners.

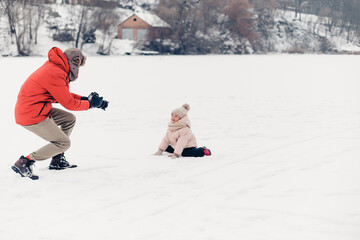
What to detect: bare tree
<box><xmin>294</xmin><ymin>0</ymin><xmax>307</xmax><ymax>19</ymax></box>
<box><xmin>29</xmin><ymin>1</ymin><xmax>46</xmax><ymax>44</ymax></box>
<box><xmin>154</xmin><ymin>0</ymin><xmax>202</xmax><ymax>54</ymax></box>
<box><xmin>67</xmin><ymin>1</ymin><xmax>93</xmax><ymax>48</ymax></box>
<box><xmin>250</xmin><ymin>0</ymin><xmax>276</xmax><ymax>42</ymax></box>
<box><xmin>340</xmin><ymin>0</ymin><xmax>360</xmax><ymax>42</ymax></box>
<box><xmin>222</xmin><ymin>0</ymin><xmax>257</xmax><ymax>48</ymax></box>
<box><xmin>153</xmin><ymin>0</ymin><xmax>256</xmax><ymax>54</ymax></box>
<box><xmin>91</xmin><ymin>8</ymin><xmax>118</xmax><ymax>54</ymax></box>
<box><xmin>0</xmin><ymin>0</ymin><xmax>45</xmax><ymax>55</ymax></box>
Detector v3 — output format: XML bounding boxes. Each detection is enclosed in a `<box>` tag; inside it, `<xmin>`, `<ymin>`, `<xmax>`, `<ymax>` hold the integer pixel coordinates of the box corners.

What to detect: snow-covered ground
<box><xmin>1</xmin><ymin>54</ymin><xmax>360</xmax><ymax>240</ymax></box>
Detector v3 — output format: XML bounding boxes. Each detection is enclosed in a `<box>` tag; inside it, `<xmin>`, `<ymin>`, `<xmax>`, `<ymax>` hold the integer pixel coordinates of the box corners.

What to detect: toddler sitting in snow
<box><xmin>154</xmin><ymin>104</ymin><xmax>211</xmax><ymax>158</ymax></box>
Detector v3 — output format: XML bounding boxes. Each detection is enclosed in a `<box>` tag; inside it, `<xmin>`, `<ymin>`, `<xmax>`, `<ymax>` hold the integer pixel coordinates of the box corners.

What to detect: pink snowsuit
<box><xmin>159</xmin><ymin>116</ymin><xmax>198</xmax><ymax>155</ymax></box>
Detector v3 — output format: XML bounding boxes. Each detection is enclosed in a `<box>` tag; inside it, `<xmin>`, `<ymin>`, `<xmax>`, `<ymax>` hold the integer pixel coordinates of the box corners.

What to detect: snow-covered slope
<box><xmin>260</xmin><ymin>10</ymin><xmax>360</xmax><ymax>53</ymax></box>
<box><xmin>1</xmin><ymin>3</ymin><xmax>360</xmax><ymax>56</ymax></box>
<box><xmin>1</xmin><ymin>55</ymin><xmax>360</xmax><ymax>240</ymax></box>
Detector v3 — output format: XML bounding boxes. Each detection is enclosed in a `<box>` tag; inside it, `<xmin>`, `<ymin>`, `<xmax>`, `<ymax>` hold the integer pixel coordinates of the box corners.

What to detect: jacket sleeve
<box><xmin>174</xmin><ymin>128</ymin><xmax>192</xmax><ymax>155</ymax></box>
<box><xmin>159</xmin><ymin>132</ymin><xmax>170</xmax><ymax>151</ymax></box>
<box><xmin>44</xmin><ymin>73</ymin><xmax>90</xmax><ymax>111</ymax></box>
<box><xmin>71</xmin><ymin>93</ymin><xmax>83</xmax><ymax>100</ymax></box>
<box><xmin>52</xmin><ymin>93</ymin><xmax>81</xmax><ymax>103</ymax></box>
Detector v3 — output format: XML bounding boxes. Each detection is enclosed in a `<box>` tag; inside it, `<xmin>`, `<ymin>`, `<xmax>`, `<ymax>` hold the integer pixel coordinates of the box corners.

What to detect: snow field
<box><xmin>0</xmin><ymin>55</ymin><xmax>360</xmax><ymax>240</ymax></box>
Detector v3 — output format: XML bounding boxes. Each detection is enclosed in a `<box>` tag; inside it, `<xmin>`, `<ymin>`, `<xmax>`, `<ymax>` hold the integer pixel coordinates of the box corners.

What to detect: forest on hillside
<box><xmin>0</xmin><ymin>0</ymin><xmax>360</xmax><ymax>55</ymax></box>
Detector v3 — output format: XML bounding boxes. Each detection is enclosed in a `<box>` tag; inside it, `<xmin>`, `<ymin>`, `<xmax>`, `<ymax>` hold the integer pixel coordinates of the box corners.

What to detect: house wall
<box><xmin>118</xmin><ymin>14</ymin><xmax>151</xmax><ymax>40</ymax></box>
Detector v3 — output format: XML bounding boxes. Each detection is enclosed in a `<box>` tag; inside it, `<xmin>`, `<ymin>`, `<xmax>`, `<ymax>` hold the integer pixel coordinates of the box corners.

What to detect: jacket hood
<box><xmin>48</xmin><ymin>47</ymin><xmax>69</xmax><ymax>73</ymax></box>
<box><xmin>64</xmin><ymin>48</ymin><xmax>86</xmax><ymax>82</ymax></box>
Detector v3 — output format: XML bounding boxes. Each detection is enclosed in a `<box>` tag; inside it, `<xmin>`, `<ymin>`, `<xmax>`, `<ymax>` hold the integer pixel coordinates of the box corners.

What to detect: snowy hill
<box><xmin>1</xmin><ymin>3</ymin><xmax>360</xmax><ymax>56</ymax></box>
<box><xmin>1</xmin><ymin>55</ymin><xmax>360</xmax><ymax>240</ymax></box>
<box><xmin>266</xmin><ymin>11</ymin><xmax>360</xmax><ymax>53</ymax></box>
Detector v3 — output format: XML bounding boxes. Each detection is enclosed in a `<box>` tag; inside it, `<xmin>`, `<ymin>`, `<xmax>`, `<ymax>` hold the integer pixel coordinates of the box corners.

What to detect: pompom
<box><xmin>182</xmin><ymin>103</ymin><xmax>190</xmax><ymax>111</ymax></box>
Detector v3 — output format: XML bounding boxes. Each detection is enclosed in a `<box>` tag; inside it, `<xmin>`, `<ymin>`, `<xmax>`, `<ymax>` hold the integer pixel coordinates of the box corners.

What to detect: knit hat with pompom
<box><xmin>172</xmin><ymin>104</ymin><xmax>190</xmax><ymax>118</ymax></box>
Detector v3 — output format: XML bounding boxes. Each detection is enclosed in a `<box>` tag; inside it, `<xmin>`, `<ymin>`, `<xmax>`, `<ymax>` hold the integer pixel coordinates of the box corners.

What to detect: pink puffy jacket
<box><xmin>159</xmin><ymin>116</ymin><xmax>198</xmax><ymax>155</ymax></box>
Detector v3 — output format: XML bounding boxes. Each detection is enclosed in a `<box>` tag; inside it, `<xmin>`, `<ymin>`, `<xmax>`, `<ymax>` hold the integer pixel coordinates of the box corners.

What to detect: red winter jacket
<box><xmin>15</xmin><ymin>47</ymin><xmax>90</xmax><ymax>126</ymax></box>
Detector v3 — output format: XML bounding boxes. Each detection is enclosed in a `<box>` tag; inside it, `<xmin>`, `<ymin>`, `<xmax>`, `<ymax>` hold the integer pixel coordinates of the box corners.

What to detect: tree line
<box><xmin>0</xmin><ymin>0</ymin><xmax>119</xmax><ymax>56</ymax></box>
<box><xmin>277</xmin><ymin>0</ymin><xmax>360</xmax><ymax>42</ymax></box>
<box><xmin>0</xmin><ymin>0</ymin><xmax>360</xmax><ymax>56</ymax></box>
<box><xmin>148</xmin><ymin>0</ymin><xmax>360</xmax><ymax>54</ymax></box>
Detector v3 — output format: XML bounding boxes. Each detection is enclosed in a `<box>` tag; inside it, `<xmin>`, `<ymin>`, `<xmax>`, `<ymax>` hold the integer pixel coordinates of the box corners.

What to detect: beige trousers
<box><xmin>23</xmin><ymin>108</ymin><xmax>76</xmax><ymax>161</ymax></box>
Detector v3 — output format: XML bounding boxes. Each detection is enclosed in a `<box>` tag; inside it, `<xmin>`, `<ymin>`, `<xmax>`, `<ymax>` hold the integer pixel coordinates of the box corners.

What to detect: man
<box><xmin>12</xmin><ymin>47</ymin><xmax>108</xmax><ymax>180</ymax></box>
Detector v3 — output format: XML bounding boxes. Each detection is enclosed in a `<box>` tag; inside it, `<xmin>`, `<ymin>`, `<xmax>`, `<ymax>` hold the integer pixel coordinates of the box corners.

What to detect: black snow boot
<box><xmin>49</xmin><ymin>153</ymin><xmax>77</xmax><ymax>170</ymax></box>
<box><xmin>11</xmin><ymin>156</ymin><xmax>39</xmax><ymax>180</ymax></box>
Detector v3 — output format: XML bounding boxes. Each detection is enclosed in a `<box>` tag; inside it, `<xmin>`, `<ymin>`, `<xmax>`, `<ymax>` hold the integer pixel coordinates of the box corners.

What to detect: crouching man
<box><xmin>12</xmin><ymin>47</ymin><xmax>108</xmax><ymax>180</ymax></box>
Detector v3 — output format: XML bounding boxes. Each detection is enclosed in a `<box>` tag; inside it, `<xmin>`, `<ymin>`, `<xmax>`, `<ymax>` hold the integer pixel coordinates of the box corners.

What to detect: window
<box><xmin>137</xmin><ymin>29</ymin><xmax>148</xmax><ymax>40</ymax></box>
<box><xmin>122</xmin><ymin>28</ymin><xmax>133</xmax><ymax>40</ymax></box>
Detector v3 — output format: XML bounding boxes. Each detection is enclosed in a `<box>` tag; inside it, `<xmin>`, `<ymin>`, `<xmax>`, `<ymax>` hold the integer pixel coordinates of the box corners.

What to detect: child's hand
<box><xmin>154</xmin><ymin>149</ymin><xmax>163</xmax><ymax>155</ymax></box>
<box><xmin>168</xmin><ymin>153</ymin><xmax>180</xmax><ymax>158</ymax></box>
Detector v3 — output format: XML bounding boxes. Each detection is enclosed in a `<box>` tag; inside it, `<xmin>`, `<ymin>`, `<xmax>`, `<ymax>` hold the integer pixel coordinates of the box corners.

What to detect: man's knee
<box><xmin>62</xmin><ymin>112</ymin><xmax>76</xmax><ymax>135</ymax></box>
<box><xmin>67</xmin><ymin>112</ymin><xmax>76</xmax><ymax>126</ymax></box>
<box><xmin>55</xmin><ymin>136</ymin><xmax>71</xmax><ymax>151</ymax></box>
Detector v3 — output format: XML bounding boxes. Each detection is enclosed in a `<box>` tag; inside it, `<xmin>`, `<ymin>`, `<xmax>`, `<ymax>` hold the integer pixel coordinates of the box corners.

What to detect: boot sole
<box><xmin>49</xmin><ymin>165</ymin><xmax>77</xmax><ymax>170</ymax></box>
<box><xmin>11</xmin><ymin>166</ymin><xmax>39</xmax><ymax>180</ymax></box>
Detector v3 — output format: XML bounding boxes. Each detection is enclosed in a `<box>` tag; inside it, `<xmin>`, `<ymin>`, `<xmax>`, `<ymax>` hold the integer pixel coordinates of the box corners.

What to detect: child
<box><xmin>154</xmin><ymin>104</ymin><xmax>211</xmax><ymax>158</ymax></box>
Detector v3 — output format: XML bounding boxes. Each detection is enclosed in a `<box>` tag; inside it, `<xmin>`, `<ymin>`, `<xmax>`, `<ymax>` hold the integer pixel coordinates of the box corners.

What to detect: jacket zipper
<box><xmin>37</xmin><ymin>102</ymin><xmax>47</xmax><ymax>116</ymax></box>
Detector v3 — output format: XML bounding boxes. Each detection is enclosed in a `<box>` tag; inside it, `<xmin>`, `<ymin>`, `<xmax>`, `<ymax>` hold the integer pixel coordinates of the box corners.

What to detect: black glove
<box><xmin>99</xmin><ymin>100</ymin><xmax>109</xmax><ymax>110</ymax></box>
<box><xmin>88</xmin><ymin>92</ymin><xmax>103</xmax><ymax>108</ymax></box>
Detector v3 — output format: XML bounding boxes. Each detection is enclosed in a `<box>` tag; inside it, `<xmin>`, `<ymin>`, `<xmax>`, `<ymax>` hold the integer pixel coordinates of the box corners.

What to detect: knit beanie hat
<box><xmin>64</xmin><ymin>48</ymin><xmax>86</xmax><ymax>82</ymax></box>
<box><xmin>172</xmin><ymin>104</ymin><xmax>190</xmax><ymax>118</ymax></box>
